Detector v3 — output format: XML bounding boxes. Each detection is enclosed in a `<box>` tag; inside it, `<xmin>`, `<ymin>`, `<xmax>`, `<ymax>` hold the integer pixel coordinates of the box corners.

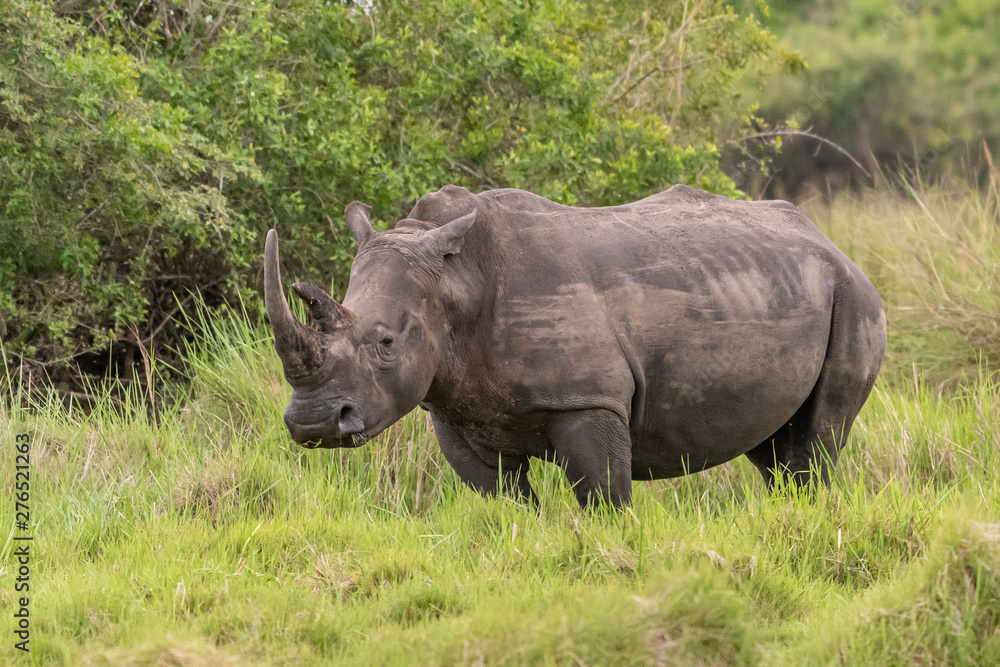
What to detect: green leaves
<box><xmin>2</xmin><ymin>0</ymin><xmax>788</xmax><ymax>374</ymax></box>
<box><xmin>1</xmin><ymin>1</ymin><xmax>256</xmax><ymax>364</ymax></box>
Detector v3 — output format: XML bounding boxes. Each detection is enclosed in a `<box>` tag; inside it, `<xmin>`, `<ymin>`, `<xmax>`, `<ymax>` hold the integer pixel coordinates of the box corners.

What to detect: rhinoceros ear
<box><xmin>344</xmin><ymin>201</ymin><xmax>375</xmax><ymax>247</ymax></box>
<box><xmin>424</xmin><ymin>210</ymin><xmax>477</xmax><ymax>256</ymax></box>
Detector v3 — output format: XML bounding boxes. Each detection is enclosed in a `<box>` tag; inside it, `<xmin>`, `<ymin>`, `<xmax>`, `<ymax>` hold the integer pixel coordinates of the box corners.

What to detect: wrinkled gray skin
<box><xmin>265</xmin><ymin>185</ymin><xmax>886</xmax><ymax>508</ymax></box>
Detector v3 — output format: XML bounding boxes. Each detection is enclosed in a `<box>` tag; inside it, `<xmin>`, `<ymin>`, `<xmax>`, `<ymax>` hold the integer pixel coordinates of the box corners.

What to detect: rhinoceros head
<box><xmin>264</xmin><ymin>201</ymin><xmax>476</xmax><ymax>448</ymax></box>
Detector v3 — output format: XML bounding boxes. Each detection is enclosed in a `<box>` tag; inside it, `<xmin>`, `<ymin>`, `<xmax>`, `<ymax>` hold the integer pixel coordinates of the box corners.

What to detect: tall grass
<box><xmin>1</xmin><ymin>181</ymin><xmax>999</xmax><ymax>665</ymax></box>
<box><xmin>807</xmin><ymin>176</ymin><xmax>999</xmax><ymax>384</ymax></box>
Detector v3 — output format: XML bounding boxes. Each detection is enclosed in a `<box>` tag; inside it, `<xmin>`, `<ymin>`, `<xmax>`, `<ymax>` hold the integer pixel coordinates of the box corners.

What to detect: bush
<box><xmin>0</xmin><ymin>2</ymin><xmax>254</xmax><ymax>370</ymax></box>
<box><xmin>1</xmin><ymin>0</ymin><xmax>792</xmax><ymax>380</ymax></box>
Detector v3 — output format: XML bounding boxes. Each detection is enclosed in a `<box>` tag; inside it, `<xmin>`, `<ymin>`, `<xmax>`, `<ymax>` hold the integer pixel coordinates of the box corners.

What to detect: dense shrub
<box><xmin>0</xmin><ymin>0</ymin><xmax>794</xmax><ymax>379</ymax></box>
<box><xmin>0</xmin><ymin>2</ymin><xmax>254</xmax><ymax>370</ymax></box>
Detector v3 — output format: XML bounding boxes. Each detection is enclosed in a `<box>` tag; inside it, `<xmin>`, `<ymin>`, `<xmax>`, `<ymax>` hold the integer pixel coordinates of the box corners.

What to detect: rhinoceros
<box><xmin>264</xmin><ymin>184</ymin><xmax>885</xmax><ymax>508</ymax></box>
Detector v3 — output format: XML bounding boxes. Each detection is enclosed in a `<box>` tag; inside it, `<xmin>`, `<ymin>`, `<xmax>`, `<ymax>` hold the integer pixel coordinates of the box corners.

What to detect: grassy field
<box><xmin>1</xmin><ymin>181</ymin><xmax>998</xmax><ymax>665</ymax></box>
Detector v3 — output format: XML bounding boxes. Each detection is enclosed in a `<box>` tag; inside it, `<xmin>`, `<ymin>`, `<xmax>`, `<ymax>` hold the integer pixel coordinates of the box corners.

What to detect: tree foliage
<box><xmin>0</xmin><ymin>2</ymin><xmax>254</xmax><ymax>369</ymax></box>
<box><xmin>0</xmin><ymin>0</ymin><xmax>793</xmax><ymax>378</ymax></box>
<box><xmin>742</xmin><ymin>0</ymin><xmax>1000</xmax><ymax>195</ymax></box>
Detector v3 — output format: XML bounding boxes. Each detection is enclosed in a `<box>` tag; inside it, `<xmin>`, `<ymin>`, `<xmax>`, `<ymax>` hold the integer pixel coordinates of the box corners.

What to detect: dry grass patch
<box><xmin>172</xmin><ymin>462</ymin><xmax>241</xmax><ymax>518</ymax></box>
<box><xmin>81</xmin><ymin>640</ymin><xmax>240</xmax><ymax>667</ymax></box>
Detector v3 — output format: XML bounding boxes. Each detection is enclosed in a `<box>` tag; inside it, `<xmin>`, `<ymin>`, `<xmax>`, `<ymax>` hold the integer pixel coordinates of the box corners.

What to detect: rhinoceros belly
<box><xmin>628</xmin><ymin>310</ymin><xmax>830</xmax><ymax>478</ymax></box>
<box><xmin>615</xmin><ymin>261</ymin><xmax>833</xmax><ymax>478</ymax></box>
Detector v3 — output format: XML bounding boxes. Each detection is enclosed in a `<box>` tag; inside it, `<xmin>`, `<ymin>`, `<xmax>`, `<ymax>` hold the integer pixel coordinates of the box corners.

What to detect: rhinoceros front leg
<box><xmin>546</xmin><ymin>410</ymin><xmax>632</xmax><ymax>509</ymax></box>
<box><xmin>430</xmin><ymin>414</ymin><xmax>537</xmax><ymax>504</ymax></box>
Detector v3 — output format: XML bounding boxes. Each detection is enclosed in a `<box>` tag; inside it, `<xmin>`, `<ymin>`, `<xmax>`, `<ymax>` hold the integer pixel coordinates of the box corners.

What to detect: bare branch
<box><xmin>609</xmin><ymin>58</ymin><xmax>710</xmax><ymax>106</ymax></box>
<box><xmin>450</xmin><ymin>162</ymin><xmax>498</xmax><ymax>188</ymax></box>
<box><xmin>136</xmin><ymin>295</ymin><xmax>194</xmax><ymax>348</ymax></box>
<box><xmin>731</xmin><ymin>130</ymin><xmax>872</xmax><ymax>179</ymax></box>
<box><xmin>13</xmin><ymin>68</ymin><xmax>66</xmax><ymax>89</ymax></box>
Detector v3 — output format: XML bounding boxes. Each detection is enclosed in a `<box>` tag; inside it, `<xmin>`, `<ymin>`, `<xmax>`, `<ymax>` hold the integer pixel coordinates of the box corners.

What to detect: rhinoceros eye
<box><xmin>374</xmin><ymin>331</ymin><xmax>397</xmax><ymax>365</ymax></box>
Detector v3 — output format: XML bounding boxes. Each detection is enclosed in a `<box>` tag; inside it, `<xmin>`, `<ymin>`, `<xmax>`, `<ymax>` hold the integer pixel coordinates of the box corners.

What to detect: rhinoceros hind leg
<box><xmin>546</xmin><ymin>410</ymin><xmax>632</xmax><ymax>508</ymax></box>
<box><xmin>744</xmin><ymin>396</ymin><xmax>849</xmax><ymax>491</ymax></box>
<box><xmin>746</xmin><ymin>299</ymin><xmax>885</xmax><ymax>490</ymax></box>
<box><xmin>431</xmin><ymin>414</ymin><xmax>537</xmax><ymax>504</ymax></box>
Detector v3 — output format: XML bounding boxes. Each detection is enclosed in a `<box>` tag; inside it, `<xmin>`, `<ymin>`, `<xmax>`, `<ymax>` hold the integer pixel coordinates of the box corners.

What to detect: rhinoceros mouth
<box><xmin>284</xmin><ymin>399</ymin><xmax>370</xmax><ymax>448</ymax></box>
<box><xmin>298</xmin><ymin>436</ymin><xmax>365</xmax><ymax>450</ymax></box>
<box><xmin>293</xmin><ymin>425</ymin><xmax>382</xmax><ymax>450</ymax></box>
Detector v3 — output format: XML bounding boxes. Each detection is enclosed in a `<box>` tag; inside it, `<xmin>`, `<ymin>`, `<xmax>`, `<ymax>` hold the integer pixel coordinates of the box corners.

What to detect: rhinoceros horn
<box><xmin>291</xmin><ymin>281</ymin><xmax>351</xmax><ymax>333</ymax></box>
<box><xmin>265</xmin><ymin>229</ymin><xmax>345</xmax><ymax>374</ymax></box>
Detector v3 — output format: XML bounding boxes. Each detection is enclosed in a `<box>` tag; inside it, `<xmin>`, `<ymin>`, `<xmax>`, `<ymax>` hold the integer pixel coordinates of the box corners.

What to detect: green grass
<box><xmin>2</xmin><ymin>181</ymin><xmax>999</xmax><ymax>665</ymax></box>
<box><xmin>807</xmin><ymin>175</ymin><xmax>999</xmax><ymax>385</ymax></box>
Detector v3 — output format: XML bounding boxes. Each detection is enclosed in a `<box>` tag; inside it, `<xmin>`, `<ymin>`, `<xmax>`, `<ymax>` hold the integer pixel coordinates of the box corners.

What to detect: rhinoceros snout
<box><xmin>283</xmin><ymin>411</ymin><xmax>306</xmax><ymax>443</ymax></box>
<box><xmin>283</xmin><ymin>401</ymin><xmax>364</xmax><ymax>447</ymax></box>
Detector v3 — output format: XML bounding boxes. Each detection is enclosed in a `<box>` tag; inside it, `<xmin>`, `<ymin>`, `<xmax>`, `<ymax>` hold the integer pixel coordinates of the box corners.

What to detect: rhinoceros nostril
<box><xmin>337</xmin><ymin>403</ymin><xmax>364</xmax><ymax>434</ymax></box>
